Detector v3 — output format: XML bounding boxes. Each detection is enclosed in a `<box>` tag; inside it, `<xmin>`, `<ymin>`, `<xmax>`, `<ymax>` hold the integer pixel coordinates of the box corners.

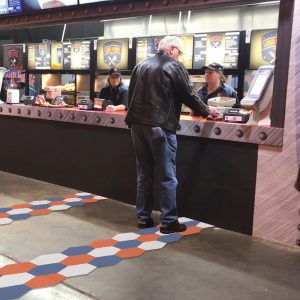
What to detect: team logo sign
<box><xmin>210</xmin><ymin>34</ymin><xmax>223</xmax><ymax>48</ymax></box>
<box><xmin>73</xmin><ymin>42</ymin><xmax>82</xmax><ymax>54</ymax></box>
<box><xmin>7</xmin><ymin>49</ymin><xmax>20</xmax><ymax>69</ymax></box>
<box><xmin>261</xmin><ymin>31</ymin><xmax>277</xmax><ymax>64</ymax></box>
<box><xmin>39</xmin><ymin>43</ymin><xmax>48</xmax><ymax>57</ymax></box>
<box><xmin>103</xmin><ymin>41</ymin><xmax>122</xmax><ymax>67</ymax></box>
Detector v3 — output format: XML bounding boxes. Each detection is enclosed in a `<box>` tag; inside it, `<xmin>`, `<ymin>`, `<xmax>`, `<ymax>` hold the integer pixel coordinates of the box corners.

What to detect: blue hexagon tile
<box><xmin>0</xmin><ymin>217</ymin><xmax>213</xmax><ymax>299</ymax></box>
<box><xmin>0</xmin><ymin>193</ymin><xmax>107</xmax><ymax>226</ymax></box>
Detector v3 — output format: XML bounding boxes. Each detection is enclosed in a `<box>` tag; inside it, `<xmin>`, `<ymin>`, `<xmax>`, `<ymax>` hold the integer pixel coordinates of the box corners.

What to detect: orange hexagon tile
<box><xmin>116</xmin><ymin>248</ymin><xmax>145</xmax><ymax>259</ymax></box>
<box><xmin>61</xmin><ymin>254</ymin><xmax>94</xmax><ymax>266</ymax></box>
<box><xmin>89</xmin><ymin>239</ymin><xmax>117</xmax><ymax>248</ymax></box>
<box><xmin>25</xmin><ymin>274</ymin><xmax>66</xmax><ymax>288</ymax></box>
<box><xmin>0</xmin><ymin>262</ymin><xmax>37</xmax><ymax>275</ymax></box>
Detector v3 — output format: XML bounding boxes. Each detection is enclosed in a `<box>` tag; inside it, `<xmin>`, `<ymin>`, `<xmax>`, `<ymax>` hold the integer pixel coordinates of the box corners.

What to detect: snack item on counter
<box><xmin>35</xmin><ymin>95</ymin><xmax>51</xmax><ymax>106</ymax></box>
<box><xmin>207</xmin><ymin>96</ymin><xmax>237</xmax><ymax>107</ymax></box>
<box><xmin>51</xmin><ymin>96</ymin><xmax>69</xmax><ymax>106</ymax></box>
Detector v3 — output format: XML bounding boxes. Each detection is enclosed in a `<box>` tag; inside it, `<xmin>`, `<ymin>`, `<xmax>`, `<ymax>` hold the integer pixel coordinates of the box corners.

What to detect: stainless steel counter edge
<box><xmin>0</xmin><ymin>104</ymin><xmax>283</xmax><ymax>147</ymax></box>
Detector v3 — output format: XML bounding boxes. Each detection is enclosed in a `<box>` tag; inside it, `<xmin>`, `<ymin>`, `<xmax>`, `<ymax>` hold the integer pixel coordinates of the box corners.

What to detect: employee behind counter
<box><xmin>197</xmin><ymin>63</ymin><xmax>239</xmax><ymax>108</ymax></box>
<box><xmin>98</xmin><ymin>67</ymin><xmax>128</xmax><ymax>112</ymax></box>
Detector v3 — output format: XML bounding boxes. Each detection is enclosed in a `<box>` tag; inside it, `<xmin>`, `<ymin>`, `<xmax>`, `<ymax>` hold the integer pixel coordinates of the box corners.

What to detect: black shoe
<box><xmin>137</xmin><ymin>219</ymin><xmax>155</xmax><ymax>229</ymax></box>
<box><xmin>160</xmin><ymin>221</ymin><xmax>187</xmax><ymax>234</ymax></box>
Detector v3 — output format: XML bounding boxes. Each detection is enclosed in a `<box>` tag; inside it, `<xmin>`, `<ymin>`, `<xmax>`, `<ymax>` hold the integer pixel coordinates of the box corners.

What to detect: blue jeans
<box><xmin>130</xmin><ymin>124</ymin><xmax>178</xmax><ymax>225</ymax></box>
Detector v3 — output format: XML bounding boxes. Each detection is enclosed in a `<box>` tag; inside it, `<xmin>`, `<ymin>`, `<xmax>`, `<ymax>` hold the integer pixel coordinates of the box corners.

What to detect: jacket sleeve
<box><xmin>128</xmin><ymin>66</ymin><xmax>138</xmax><ymax>108</ymax></box>
<box><xmin>169</xmin><ymin>62</ymin><xmax>210</xmax><ymax>117</ymax></box>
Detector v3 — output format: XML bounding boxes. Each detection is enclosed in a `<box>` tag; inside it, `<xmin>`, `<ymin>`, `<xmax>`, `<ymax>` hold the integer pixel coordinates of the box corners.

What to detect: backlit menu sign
<box><xmin>51</xmin><ymin>42</ymin><xmax>63</xmax><ymax>70</ymax></box>
<box><xmin>97</xmin><ymin>38</ymin><xmax>129</xmax><ymax>70</ymax></box>
<box><xmin>23</xmin><ymin>0</ymin><xmax>77</xmax><ymax>11</ymax></box>
<box><xmin>0</xmin><ymin>0</ymin><xmax>22</xmax><ymax>15</ymax></box>
<box><xmin>136</xmin><ymin>36</ymin><xmax>163</xmax><ymax>64</ymax></box>
<box><xmin>79</xmin><ymin>0</ymin><xmax>109</xmax><ymax>3</ymax></box>
<box><xmin>70</xmin><ymin>41</ymin><xmax>90</xmax><ymax>70</ymax></box>
<box><xmin>193</xmin><ymin>32</ymin><xmax>240</xmax><ymax>69</ymax></box>
<box><xmin>136</xmin><ymin>35</ymin><xmax>193</xmax><ymax>69</ymax></box>
<box><xmin>27</xmin><ymin>43</ymin><xmax>51</xmax><ymax>70</ymax></box>
<box><xmin>2</xmin><ymin>44</ymin><xmax>24</xmax><ymax>70</ymax></box>
<box><xmin>249</xmin><ymin>29</ymin><xmax>277</xmax><ymax>69</ymax></box>
<box><xmin>178</xmin><ymin>35</ymin><xmax>193</xmax><ymax>69</ymax></box>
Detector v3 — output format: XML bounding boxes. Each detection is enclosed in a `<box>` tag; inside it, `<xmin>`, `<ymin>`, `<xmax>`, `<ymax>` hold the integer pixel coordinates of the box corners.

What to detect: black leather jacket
<box><xmin>125</xmin><ymin>51</ymin><xmax>210</xmax><ymax>132</ymax></box>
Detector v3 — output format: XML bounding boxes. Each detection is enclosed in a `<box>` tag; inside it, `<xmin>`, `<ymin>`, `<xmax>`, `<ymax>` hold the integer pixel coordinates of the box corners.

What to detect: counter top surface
<box><xmin>0</xmin><ymin>103</ymin><xmax>283</xmax><ymax>146</ymax></box>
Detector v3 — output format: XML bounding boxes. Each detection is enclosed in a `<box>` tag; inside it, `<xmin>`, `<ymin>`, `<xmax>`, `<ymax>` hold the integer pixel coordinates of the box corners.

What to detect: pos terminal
<box><xmin>240</xmin><ymin>65</ymin><xmax>274</xmax><ymax>125</ymax></box>
<box><xmin>223</xmin><ymin>65</ymin><xmax>275</xmax><ymax>124</ymax></box>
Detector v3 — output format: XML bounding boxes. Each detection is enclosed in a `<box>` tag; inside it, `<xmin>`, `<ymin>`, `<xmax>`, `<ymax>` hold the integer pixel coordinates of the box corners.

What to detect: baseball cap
<box><xmin>108</xmin><ymin>67</ymin><xmax>121</xmax><ymax>77</ymax></box>
<box><xmin>203</xmin><ymin>63</ymin><xmax>224</xmax><ymax>72</ymax></box>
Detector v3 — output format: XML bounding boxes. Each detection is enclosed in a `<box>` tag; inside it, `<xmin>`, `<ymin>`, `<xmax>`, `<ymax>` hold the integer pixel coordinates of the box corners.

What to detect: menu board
<box><xmin>51</xmin><ymin>42</ymin><xmax>63</xmax><ymax>70</ymax></box>
<box><xmin>70</xmin><ymin>41</ymin><xmax>90</xmax><ymax>70</ymax></box>
<box><xmin>27</xmin><ymin>43</ymin><xmax>51</xmax><ymax>70</ymax></box>
<box><xmin>27</xmin><ymin>41</ymin><xmax>90</xmax><ymax>70</ymax></box>
<box><xmin>63</xmin><ymin>42</ymin><xmax>71</xmax><ymax>70</ymax></box>
<box><xmin>136</xmin><ymin>36</ymin><xmax>162</xmax><ymax>64</ymax></box>
<box><xmin>2</xmin><ymin>44</ymin><xmax>24</xmax><ymax>70</ymax></box>
<box><xmin>0</xmin><ymin>0</ymin><xmax>23</xmax><ymax>15</ymax></box>
<box><xmin>178</xmin><ymin>35</ymin><xmax>193</xmax><ymax>69</ymax></box>
<box><xmin>249</xmin><ymin>29</ymin><xmax>277</xmax><ymax>69</ymax></box>
<box><xmin>97</xmin><ymin>38</ymin><xmax>129</xmax><ymax>70</ymax></box>
<box><xmin>193</xmin><ymin>32</ymin><xmax>240</xmax><ymax>69</ymax></box>
<box><xmin>79</xmin><ymin>0</ymin><xmax>108</xmax><ymax>3</ymax></box>
<box><xmin>23</xmin><ymin>0</ymin><xmax>77</xmax><ymax>11</ymax></box>
<box><xmin>136</xmin><ymin>35</ymin><xmax>193</xmax><ymax>69</ymax></box>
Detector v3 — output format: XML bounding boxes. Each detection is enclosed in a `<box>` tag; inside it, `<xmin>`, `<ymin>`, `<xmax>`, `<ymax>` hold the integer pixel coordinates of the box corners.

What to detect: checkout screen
<box><xmin>248</xmin><ymin>73</ymin><xmax>269</xmax><ymax>97</ymax></box>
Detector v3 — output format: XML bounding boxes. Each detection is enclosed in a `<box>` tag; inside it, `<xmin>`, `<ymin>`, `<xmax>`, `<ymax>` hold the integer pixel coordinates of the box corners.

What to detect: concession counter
<box><xmin>0</xmin><ymin>103</ymin><xmax>275</xmax><ymax>235</ymax></box>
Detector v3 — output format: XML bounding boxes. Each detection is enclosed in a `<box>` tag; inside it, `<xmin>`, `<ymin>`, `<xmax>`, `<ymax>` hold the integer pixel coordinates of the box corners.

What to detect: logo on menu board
<box><xmin>261</xmin><ymin>31</ymin><xmax>277</xmax><ymax>64</ymax></box>
<box><xmin>7</xmin><ymin>49</ymin><xmax>21</xmax><ymax>69</ymax></box>
<box><xmin>73</xmin><ymin>42</ymin><xmax>81</xmax><ymax>54</ymax></box>
<box><xmin>39</xmin><ymin>43</ymin><xmax>48</xmax><ymax>56</ymax></box>
<box><xmin>210</xmin><ymin>34</ymin><xmax>223</xmax><ymax>48</ymax></box>
<box><xmin>103</xmin><ymin>41</ymin><xmax>122</xmax><ymax>67</ymax></box>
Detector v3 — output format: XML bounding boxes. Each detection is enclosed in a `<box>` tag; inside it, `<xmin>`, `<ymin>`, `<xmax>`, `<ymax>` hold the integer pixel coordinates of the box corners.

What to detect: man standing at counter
<box><xmin>126</xmin><ymin>35</ymin><xmax>219</xmax><ymax>234</ymax></box>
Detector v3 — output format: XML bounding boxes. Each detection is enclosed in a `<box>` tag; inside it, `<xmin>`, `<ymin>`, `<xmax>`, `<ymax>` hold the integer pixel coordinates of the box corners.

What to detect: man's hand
<box><xmin>208</xmin><ymin>106</ymin><xmax>220</xmax><ymax>118</ymax></box>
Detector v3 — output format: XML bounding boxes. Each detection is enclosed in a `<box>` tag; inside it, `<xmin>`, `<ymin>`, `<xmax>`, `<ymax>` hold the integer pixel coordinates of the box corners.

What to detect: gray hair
<box><xmin>158</xmin><ymin>36</ymin><xmax>183</xmax><ymax>52</ymax></box>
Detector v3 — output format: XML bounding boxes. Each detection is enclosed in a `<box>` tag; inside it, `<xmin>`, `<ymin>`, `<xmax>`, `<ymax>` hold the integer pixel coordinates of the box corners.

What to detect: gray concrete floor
<box><xmin>0</xmin><ymin>171</ymin><xmax>299</xmax><ymax>300</ymax></box>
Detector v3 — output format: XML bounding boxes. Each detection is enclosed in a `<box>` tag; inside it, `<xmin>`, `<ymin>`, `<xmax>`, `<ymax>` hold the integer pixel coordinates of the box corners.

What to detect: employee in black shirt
<box><xmin>98</xmin><ymin>67</ymin><xmax>128</xmax><ymax>112</ymax></box>
<box><xmin>197</xmin><ymin>63</ymin><xmax>239</xmax><ymax>108</ymax></box>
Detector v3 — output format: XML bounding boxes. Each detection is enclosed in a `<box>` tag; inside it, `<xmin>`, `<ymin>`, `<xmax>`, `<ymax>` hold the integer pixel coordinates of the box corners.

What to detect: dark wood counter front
<box><xmin>0</xmin><ymin>104</ymin><xmax>283</xmax><ymax>146</ymax></box>
<box><xmin>0</xmin><ymin>103</ymin><xmax>258</xmax><ymax>235</ymax></box>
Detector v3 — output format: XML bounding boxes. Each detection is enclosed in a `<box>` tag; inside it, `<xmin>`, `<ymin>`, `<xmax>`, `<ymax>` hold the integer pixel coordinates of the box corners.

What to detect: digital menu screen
<box><xmin>23</xmin><ymin>0</ymin><xmax>77</xmax><ymax>11</ymax></box>
<box><xmin>2</xmin><ymin>44</ymin><xmax>24</xmax><ymax>70</ymax></box>
<box><xmin>70</xmin><ymin>41</ymin><xmax>90</xmax><ymax>70</ymax></box>
<box><xmin>27</xmin><ymin>43</ymin><xmax>51</xmax><ymax>70</ymax></box>
<box><xmin>97</xmin><ymin>38</ymin><xmax>129</xmax><ymax>70</ymax></box>
<box><xmin>249</xmin><ymin>29</ymin><xmax>277</xmax><ymax>69</ymax></box>
<box><xmin>178</xmin><ymin>35</ymin><xmax>193</xmax><ymax>69</ymax></box>
<box><xmin>63</xmin><ymin>42</ymin><xmax>71</xmax><ymax>69</ymax></box>
<box><xmin>51</xmin><ymin>42</ymin><xmax>64</xmax><ymax>70</ymax></box>
<box><xmin>136</xmin><ymin>36</ymin><xmax>162</xmax><ymax>64</ymax></box>
<box><xmin>193</xmin><ymin>32</ymin><xmax>240</xmax><ymax>69</ymax></box>
<box><xmin>136</xmin><ymin>35</ymin><xmax>193</xmax><ymax>69</ymax></box>
<box><xmin>79</xmin><ymin>0</ymin><xmax>109</xmax><ymax>3</ymax></box>
<box><xmin>0</xmin><ymin>0</ymin><xmax>23</xmax><ymax>15</ymax></box>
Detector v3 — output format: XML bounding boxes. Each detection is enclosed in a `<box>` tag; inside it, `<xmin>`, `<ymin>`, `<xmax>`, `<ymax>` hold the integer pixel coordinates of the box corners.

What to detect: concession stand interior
<box><xmin>0</xmin><ymin>0</ymin><xmax>297</xmax><ymax>246</ymax></box>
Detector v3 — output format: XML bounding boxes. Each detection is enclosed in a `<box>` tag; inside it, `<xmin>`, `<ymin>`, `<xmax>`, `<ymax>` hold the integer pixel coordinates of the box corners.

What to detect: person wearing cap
<box><xmin>126</xmin><ymin>36</ymin><xmax>219</xmax><ymax>234</ymax></box>
<box><xmin>197</xmin><ymin>63</ymin><xmax>239</xmax><ymax>108</ymax></box>
<box><xmin>98</xmin><ymin>67</ymin><xmax>128</xmax><ymax>112</ymax></box>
